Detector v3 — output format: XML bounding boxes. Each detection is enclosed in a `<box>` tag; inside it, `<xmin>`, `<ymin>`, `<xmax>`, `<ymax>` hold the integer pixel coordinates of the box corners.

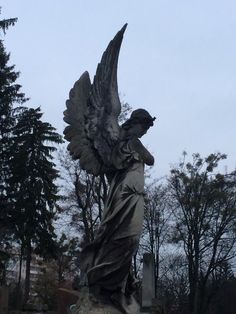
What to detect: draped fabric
<box><xmin>80</xmin><ymin>139</ymin><xmax>145</xmax><ymax>294</ymax></box>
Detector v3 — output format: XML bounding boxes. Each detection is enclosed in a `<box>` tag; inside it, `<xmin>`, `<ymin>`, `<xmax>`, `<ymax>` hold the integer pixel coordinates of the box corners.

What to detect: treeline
<box><xmin>142</xmin><ymin>152</ymin><xmax>236</xmax><ymax>314</ymax></box>
<box><xmin>58</xmin><ymin>149</ymin><xmax>236</xmax><ymax>314</ymax></box>
<box><xmin>0</xmin><ymin>9</ymin><xmax>63</xmax><ymax>307</ymax></box>
<box><xmin>1</xmin><ymin>9</ymin><xmax>236</xmax><ymax>314</ymax></box>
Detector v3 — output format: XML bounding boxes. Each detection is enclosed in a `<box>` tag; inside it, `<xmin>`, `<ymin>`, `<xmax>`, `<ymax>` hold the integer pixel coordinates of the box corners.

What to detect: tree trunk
<box><xmin>23</xmin><ymin>241</ymin><xmax>32</xmax><ymax>305</ymax></box>
<box><xmin>155</xmin><ymin>236</ymin><xmax>160</xmax><ymax>298</ymax></box>
<box><xmin>16</xmin><ymin>245</ymin><xmax>23</xmax><ymax>308</ymax></box>
<box><xmin>17</xmin><ymin>245</ymin><xmax>23</xmax><ymax>287</ymax></box>
<box><xmin>188</xmin><ymin>256</ymin><xmax>196</xmax><ymax>314</ymax></box>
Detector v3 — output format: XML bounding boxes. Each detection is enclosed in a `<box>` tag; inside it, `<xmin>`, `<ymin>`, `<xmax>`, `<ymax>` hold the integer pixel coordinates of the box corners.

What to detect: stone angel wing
<box><xmin>64</xmin><ymin>24</ymin><xmax>127</xmax><ymax>175</ymax></box>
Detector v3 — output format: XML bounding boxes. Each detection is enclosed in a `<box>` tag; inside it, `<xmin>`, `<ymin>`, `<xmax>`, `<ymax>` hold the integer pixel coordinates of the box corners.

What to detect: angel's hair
<box><xmin>121</xmin><ymin>108</ymin><xmax>156</xmax><ymax>130</ymax></box>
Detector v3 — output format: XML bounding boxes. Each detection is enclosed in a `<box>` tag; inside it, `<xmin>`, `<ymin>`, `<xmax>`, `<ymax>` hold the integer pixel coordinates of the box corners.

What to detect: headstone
<box><xmin>0</xmin><ymin>286</ymin><xmax>8</xmax><ymax>314</ymax></box>
<box><xmin>142</xmin><ymin>253</ymin><xmax>155</xmax><ymax>312</ymax></box>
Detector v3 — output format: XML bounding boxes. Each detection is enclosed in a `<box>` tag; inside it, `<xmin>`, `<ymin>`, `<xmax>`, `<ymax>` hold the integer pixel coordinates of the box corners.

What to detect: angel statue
<box><xmin>64</xmin><ymin>24</ymin><xmax>155</xmax><ymax>314</ymax></box>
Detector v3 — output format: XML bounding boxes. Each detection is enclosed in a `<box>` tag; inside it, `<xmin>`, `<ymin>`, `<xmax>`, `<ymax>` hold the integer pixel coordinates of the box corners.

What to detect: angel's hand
<box><xmin>130</xmin><ymin>138</ymin><xmax>154</xmax><ymax>166</ymax></box>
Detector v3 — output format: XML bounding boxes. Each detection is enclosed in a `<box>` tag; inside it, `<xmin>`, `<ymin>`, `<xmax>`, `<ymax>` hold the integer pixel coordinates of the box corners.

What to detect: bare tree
<box><xmin>57</xmin><ymin>149</ymin><xmax>107</xmax><ymax>245</ymax></box>
<box><xmin>160</xmin><ymin>253</ymin><xmax>189</xmax><ymax>314</ymax></box>
<box><xmin>168</xmin><ymin>152</ymin><xmax>236</xmax><ymax>314</ymax></box>
<box><xmin>139</xmin><ymin>182</ymin><xmax>171</xmax><ymax>293</ymax></box>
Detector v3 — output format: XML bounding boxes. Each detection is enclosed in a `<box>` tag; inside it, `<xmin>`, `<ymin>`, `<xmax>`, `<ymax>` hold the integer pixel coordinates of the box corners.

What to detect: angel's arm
<box><xmin>130</xmin><ymin>138</ymin><xmax>154</xmax><ymax>166</ymax></box>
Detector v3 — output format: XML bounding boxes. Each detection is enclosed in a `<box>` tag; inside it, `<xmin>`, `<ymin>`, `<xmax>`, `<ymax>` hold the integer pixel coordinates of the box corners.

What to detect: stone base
<box><xmin>58</xmin><ymin>286</ymin><xmax>142</xmax><ymax>314</ymax></box>
<box><xmin>70</xmin><ymin>287</ymin><xmax>141</xmax><ymax>314</ymax></box>
<box><xmin>71</xmin><ymin>287</ymin><xmax>122</xmax><ymax>314</ymax></box>
<box><xmin>58</xmin><ymin>288</ymin><xmax>80</xmax><ymax>314</ymax></box>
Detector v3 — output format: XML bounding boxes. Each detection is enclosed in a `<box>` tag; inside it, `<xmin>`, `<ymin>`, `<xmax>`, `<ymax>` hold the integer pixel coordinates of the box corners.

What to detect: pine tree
<box><xmin>9</xmin><ymin>107</ymin><xmax>63</xmax><ymax>303</ymax></box>
<box><xmin>0</xmin><ymin>8</ymin><xmax>27</xmax><ymax>284</ymax></box>
<box><xmin>0</xmin><ymin>8</ymin><xmax>27</xmax><ymax>231</ymax></box>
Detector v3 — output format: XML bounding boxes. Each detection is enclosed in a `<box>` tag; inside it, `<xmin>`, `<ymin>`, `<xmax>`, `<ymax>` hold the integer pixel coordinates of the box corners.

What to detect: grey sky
<box><xmin>1</xmin><ymin>0</ymin><xmax>236</xmax><ymax>177</ymax></box>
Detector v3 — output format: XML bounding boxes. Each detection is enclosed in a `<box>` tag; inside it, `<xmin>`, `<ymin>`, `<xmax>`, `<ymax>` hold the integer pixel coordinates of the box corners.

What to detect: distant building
<box><xmin>6</xmin><ymin>251</ymin><xmax>46</xmax><ymax>300</ymax></box>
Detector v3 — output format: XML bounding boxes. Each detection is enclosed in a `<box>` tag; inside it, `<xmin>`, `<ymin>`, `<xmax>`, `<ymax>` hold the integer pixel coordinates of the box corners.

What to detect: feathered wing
<box><xmin>87</xmin><ymin>24</ymin><xmax>127</xmax><ymax>169</ymax></box>
<box><xmin>64</xmin><ymin>72</ymin><xmax>102</xmax><ymax>175</ymax></box>
<box><xmin>64</xmin><ymin>24</ymin><xmax>127</xmax><ymax>175</ymax></box>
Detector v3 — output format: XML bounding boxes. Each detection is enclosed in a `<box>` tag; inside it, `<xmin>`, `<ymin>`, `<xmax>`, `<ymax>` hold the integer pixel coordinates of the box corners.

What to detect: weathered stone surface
<box><xmin>64</xmin><ymin>25</ymin><xmax>155</xmax><ymax>314</ymax></box>
<box><xmin>72</xmin><ymin>287</ymin><xmax>122</xmax><ymax>314</ymax></box>
<box><xmin>142</xmin><ymin>253</ymin><xmax>155</xmax><ymax>309</ymax></box>
<box><xmin>57</xmin><ymin>287</ymin><xmax>140</xmax><ymax>313</ymax></box>
<box><xmin>58</xmin><ymin>288</ymin><xmax>79</xmax><ymax>314</ymax></box>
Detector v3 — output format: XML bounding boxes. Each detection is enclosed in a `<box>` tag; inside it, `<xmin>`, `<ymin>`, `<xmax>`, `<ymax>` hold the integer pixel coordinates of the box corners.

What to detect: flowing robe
<box><xmin>80</xmin><ymin>139</ymin><xmax>145</xmax><ymax>293</ymax></box>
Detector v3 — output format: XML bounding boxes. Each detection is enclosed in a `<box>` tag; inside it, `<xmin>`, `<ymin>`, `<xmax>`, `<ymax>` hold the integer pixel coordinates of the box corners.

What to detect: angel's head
<box><xmin>121</xmin><ymin>108</ymin><xmax>156</xmax><ymax>138</ymax></box>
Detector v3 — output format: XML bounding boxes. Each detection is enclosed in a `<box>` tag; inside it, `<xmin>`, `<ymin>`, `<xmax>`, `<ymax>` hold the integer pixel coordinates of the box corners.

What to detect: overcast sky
<box><xmin>1</xmin><ymin>0</ymin><xmax>236</xmax><ymax>178</ymax></box>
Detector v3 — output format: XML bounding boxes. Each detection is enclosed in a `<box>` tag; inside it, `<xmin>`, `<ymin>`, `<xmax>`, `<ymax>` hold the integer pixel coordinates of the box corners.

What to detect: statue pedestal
<box><xmin>58</xmin><ymin>287</ymin><xmax>122</xmax><ymax>314</ymax></box>
<box><xmin>58</xmin><ymin>286</ymin><xmax>143</xmax><ymax>314</ymax></box>
<box><xmin>58</xmin><ymin>288</ymin><xmax>79</xmax><ymax>314</ymax></box>
<box><xmin>75</xmin><ymin>290</ymin><xmax>122</xmax><ymax>313</ymax></box>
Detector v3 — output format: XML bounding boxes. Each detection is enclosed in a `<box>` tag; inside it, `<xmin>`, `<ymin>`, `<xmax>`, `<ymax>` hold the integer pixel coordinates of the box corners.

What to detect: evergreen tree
<box><xmin>9</xmin><ymin>107</ymin><xmax>63</xmax><ymax>303</ymax></box>
<box><xmin>0</xmin><ymin>9</ymin><xmax>27</xmax><ymax>229</ymax></box>
<box><xmin>0</xmin><ymin>7</ymin><xmax>27</xmax><ymax>284</ymax></box>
